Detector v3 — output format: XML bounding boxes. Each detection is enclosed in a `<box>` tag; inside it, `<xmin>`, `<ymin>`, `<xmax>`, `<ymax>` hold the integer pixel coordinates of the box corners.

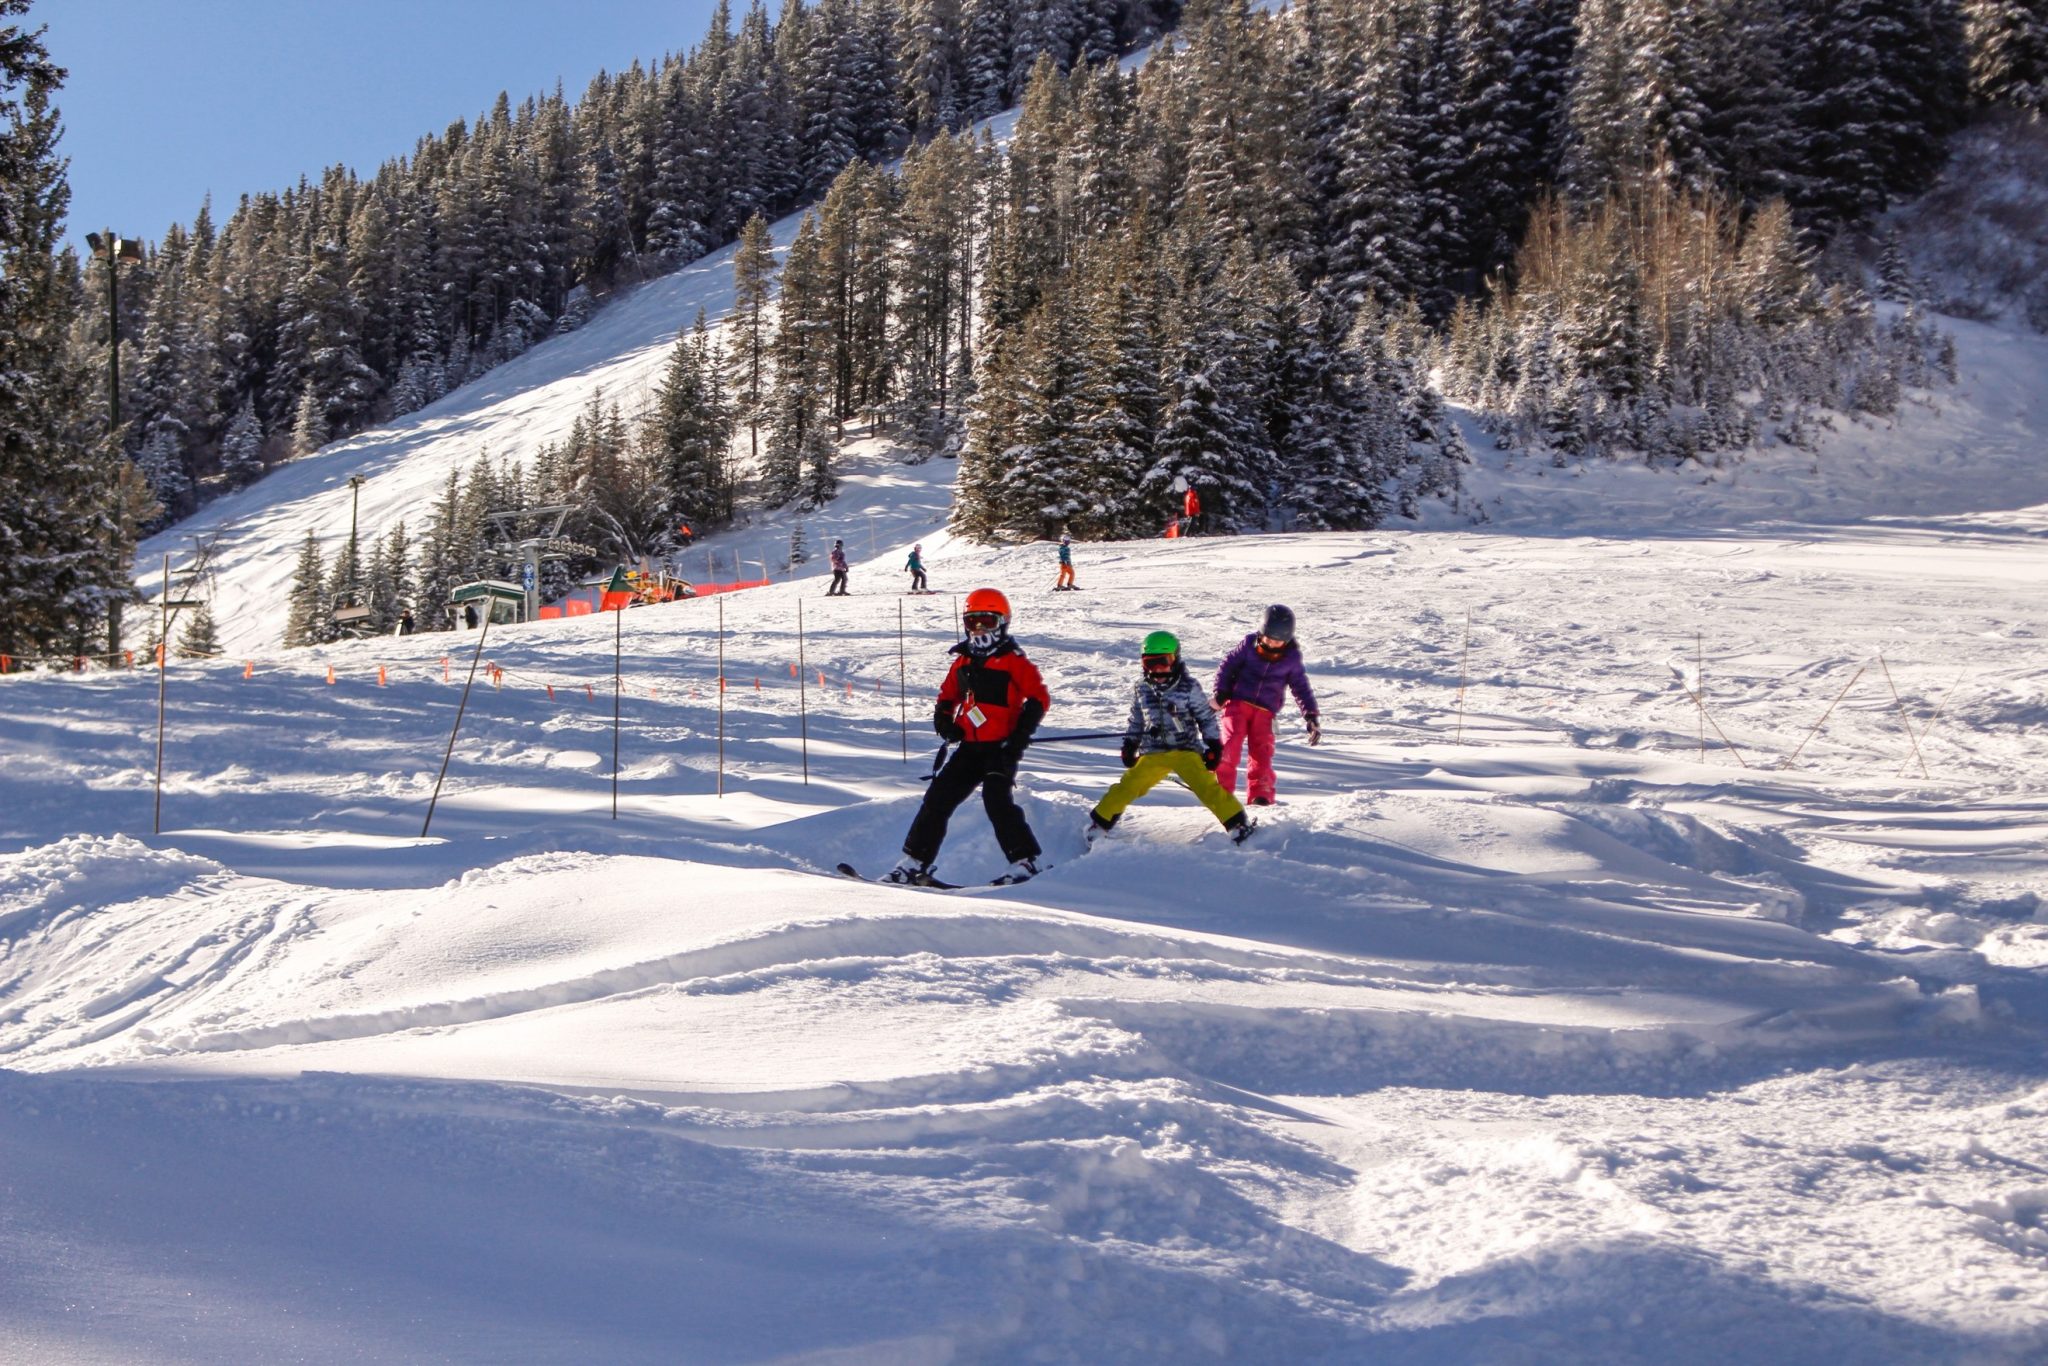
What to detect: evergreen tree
<box><xmin>1965</xmin><ymin>0</ymin><xmax>2048</xmax><ymax>114</ymax></box>
<box><xmin>0</xmin><ymin>5</ymin><xmax>132</xmax><ymax>654</ymax></box>
<box><xmin>177</xmin><ymin>601</ymin><xmax>220</xmax><ymax>658</ymax></box>
<box><xmin>646</xmin><ymin>312</ymin><xmax>738</xmax><ymax>529</ymax></box>
<box><xmin>283</xmin><ymin>531</ymin><xmax>326</xmax><ymax>647</ymax></box>
<box><xmin>765</xmin><ymin>212</ymin><xmax>836</xmax><ymax>505</ymax></box>
<box><xmin>727</xmin><ymin>213</ymin><xmax>776</xmax><ymax>471</ymax></box>
<box><xmin>219</xmin><ymin>395</ymin><xmax>266</xmax><ymax>487</ymax></box>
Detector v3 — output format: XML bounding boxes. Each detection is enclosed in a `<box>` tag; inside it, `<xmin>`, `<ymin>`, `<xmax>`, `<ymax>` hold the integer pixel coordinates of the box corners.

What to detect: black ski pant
<box><xmin>829</xmin><ymin>570</ymin><xmax>848</xmax><ymax>595</ymax></box>
<box><xmin>911</xmin><ymin>568</ymin><xmax>928</xmax><ymax>591</ymax></box>
<box><xmin>903</xmin><ymin>742</ymin><xmax>1041</xmax><ymax>866</ymax></box>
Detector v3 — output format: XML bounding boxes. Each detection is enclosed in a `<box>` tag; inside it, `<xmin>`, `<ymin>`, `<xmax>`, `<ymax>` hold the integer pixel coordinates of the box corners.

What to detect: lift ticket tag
<box><xmin>966</xmin><ymin>704</ymin><xmax>988</xmax><ymax>728</ymax></box>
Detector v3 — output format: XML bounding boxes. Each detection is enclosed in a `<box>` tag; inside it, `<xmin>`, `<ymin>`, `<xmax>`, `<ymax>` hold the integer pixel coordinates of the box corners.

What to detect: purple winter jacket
<box><xmin>1213</xmin><ymin>633</ymin><xmax>1318</xmax><ymax>718</ymax></box>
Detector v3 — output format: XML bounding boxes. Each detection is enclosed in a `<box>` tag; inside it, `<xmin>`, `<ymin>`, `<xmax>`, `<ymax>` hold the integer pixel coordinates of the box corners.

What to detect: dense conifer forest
<box><xmin>4</xmin><ymin>0</ymin><xmax>2046</xmax><ymax>650</ymax></box>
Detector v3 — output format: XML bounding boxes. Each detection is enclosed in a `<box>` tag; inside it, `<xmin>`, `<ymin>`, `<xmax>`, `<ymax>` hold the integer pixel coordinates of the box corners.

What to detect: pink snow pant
<box><xmin>1216</xmin><ymin>699</ymin><xmax>1277</xmax><ymax>802</ymax></box>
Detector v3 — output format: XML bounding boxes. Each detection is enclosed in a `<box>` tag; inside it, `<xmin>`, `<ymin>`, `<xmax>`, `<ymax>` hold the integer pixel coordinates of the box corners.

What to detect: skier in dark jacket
<box><xmin>1212</xmin><ymin>604</ymin><xmax>1320</xmax><ymax>805</ymax></box>
<box><xmin>827</xmin><ymin>540</ymin><xmax>850</xmax><ymax>595</ymax></box>
<box><xmin>888</xmin><ymin>588</ymin><xmax>1050</xmax><ymax>886</ymax></box>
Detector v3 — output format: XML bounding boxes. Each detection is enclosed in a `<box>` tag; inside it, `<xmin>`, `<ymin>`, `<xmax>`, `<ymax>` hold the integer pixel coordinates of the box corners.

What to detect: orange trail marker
<box><xmin>326</xmin><ymin>664</ymin><xmax>336</xmax><ymax>685</ymax></box>
<box><xmin>546</xmin><ymin>684</ymin><xmax>555</xmax><ymax>700</ymax></box>
<box><xmin>442</xmin><ymin>657</ymin><xmax>451</xmax><ymax>681</ymax></box>
<box><xmin>789</xmin><ymin>662</ymin><xmax>797</xmax><ymax>677</ymax></box>
<box><xmin>585</xmin><ymin>682</ymin><xmax>595</xmax><ymax>700</ymax></box>
<box><xmin>243</xmin><ymin>661</ymin><xmax>253</xmax><ymax>679</ymax></box>
<box><xmin>754</xmin><ymin>677</ymin><xmax>761</xmax><ymax>690</ymax></box>
<box><xmin>378</xmin><ymin>665</ymin><xmax>388</xmax><ymax>687</ymax></box>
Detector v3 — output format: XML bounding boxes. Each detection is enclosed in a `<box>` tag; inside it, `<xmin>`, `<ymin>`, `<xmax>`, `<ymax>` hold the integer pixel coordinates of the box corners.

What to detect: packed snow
<box><xmin>6</xmin><ymin>166</ymin><xmax>2048</xmax><ymax>1361</ymax></box>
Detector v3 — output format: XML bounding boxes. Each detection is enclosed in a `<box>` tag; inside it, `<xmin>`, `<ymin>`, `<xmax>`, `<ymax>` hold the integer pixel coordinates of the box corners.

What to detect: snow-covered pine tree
<box><xmin>727</xmin><ymin>213</ymin><xmax>777</xmax><ymax>472</ymax></box>
<box><xmin>283</xmin><ymin>531</ymin><xmax>326</xmax><ymax>647</ymax></box>
<box><xmin>0</xmin><ymin>4</ymin><xmax>132</xmax><ymax>655</ymax></box>
<box><xmin>219</xmin><ymin>396</ymin><xmax>266</xmax><ymax>487</ymax></box>
<box><xmin>366</xmin><ymin>521</ymin><xmax>412</xmax><ymax>633</ymax></box>
<box><xmin>177</xmin><ymin>601</ymin><xmax>220</xmax><ymax>658</ymax></box>
<box><xmin>899</xmin><ymin>0</ymin><xmax>967</xmax><ymax>137</ymax></box>
<box><xmin>764</xmin><ymin>212</ymin><xmax>835</xmax><ymax>506</ymax></box>
<box><xmin>646</xmin><ymin>312</ymin><xmax>738</xmax><ymax>530</ymax></box>
<box><xmin>1965</xmin><ymin>0</ymin><xmax>2048</xmax><ymax>114</ymax></box>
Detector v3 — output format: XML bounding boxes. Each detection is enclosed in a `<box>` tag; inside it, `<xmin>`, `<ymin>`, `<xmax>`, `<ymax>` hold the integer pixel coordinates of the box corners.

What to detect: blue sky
<box><xmin>36</xmin><ymin>0</ymin><xmax>722</xmax><ymax>252</ymax></box>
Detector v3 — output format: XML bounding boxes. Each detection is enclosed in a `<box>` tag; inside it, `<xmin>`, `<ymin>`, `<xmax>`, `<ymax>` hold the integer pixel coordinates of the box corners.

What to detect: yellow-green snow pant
<box><xmin>1091</xmin><ymin>749</ymin><xmax>1246</xmax><ymax>828</ymax></box>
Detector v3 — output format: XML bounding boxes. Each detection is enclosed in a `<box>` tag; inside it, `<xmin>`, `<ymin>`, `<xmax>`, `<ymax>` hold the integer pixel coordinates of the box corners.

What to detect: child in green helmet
<box><xmin>1088</xmin><ymin>631</ymin><xmax>1255</xmax><ymax>845</ymax></box>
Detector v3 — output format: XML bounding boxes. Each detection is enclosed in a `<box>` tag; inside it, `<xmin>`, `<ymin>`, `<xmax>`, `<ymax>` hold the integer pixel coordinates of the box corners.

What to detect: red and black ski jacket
<box><xmin>935</xmin><ymin>637</ymin><xmax>1050</xmax><ymax>745</ymax></box>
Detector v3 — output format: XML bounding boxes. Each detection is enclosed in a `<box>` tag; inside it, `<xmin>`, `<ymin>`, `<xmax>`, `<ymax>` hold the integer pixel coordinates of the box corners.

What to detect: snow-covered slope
<box><xmin>9</xmin><ymin>446</ymin><xmax>2048</xmax><ymax>1358</ymax></box>
<box><xmin>29</xmin><ymin>88</ymin><xmax>2048</xmax><ymax>1361</ymax></box>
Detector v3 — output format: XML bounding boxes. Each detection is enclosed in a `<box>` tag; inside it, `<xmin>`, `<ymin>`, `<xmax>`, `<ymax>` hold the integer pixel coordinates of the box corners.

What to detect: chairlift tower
<box><xmin>484</xmin><ymin>504</ymin><xmax>581</xmax><ymax>623</ymax></box>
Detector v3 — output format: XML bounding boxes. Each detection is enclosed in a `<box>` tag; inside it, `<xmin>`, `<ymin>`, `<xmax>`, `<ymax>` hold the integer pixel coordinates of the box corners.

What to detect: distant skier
<box><xmin>1087</xmin><ymin>631</ymin><xmax>1253</xmax><ymax>845</ymax></box>
<box><xmin>906</xmin><ymin>543</ymin><xmax>928</xmax><ymax>592</ymax></box>
<box><xmin>1213</xmin><ymin>604</ymin><xmax>1321</xmax><ymax>807</ymax></box>
<box><xmin>827</xmin><ymin>539</ymin><xmax>850</xmax><ymax>596</ymax></box>
<box><xmin>1182</xmin><ymin>485</ymin><xmax>1203</xmax><ymax>536</ymax></box>
<box><xmin>886</xmin><ymin>588</ymin><xmax>1049</xmax><ymax>886</ymax></box>
<box><xmin>397</xmin><ymin>608</ymin><xmax>415</xmax><ymax>636</ymax></box>
<box><xmin>1053</xmin><ymin>533</ymin><xmax>1077</xmax><ymax>591</ymax></box>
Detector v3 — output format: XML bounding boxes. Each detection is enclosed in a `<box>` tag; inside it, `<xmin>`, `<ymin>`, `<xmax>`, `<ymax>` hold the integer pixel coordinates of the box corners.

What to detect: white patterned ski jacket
<box><xmin>1123</xmin><ymin>665</ymin><xmax>1221</xmax><ymax>755</ymax></box>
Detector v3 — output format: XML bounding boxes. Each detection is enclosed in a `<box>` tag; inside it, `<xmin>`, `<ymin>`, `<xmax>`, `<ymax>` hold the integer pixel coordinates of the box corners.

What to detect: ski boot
<box><xmin>1225</xmin><ymin>811</ymin><xmax>1257</xmax><ymax>845</ymax></box>
<box><xmin>884</xmin><ymin>857</ymin><xmax>939</xmax><ymax>886</ymax></box>
<box><xmin>991</xmin><ymin>856</ymin><xmax>1041</xmax><ymax>886</ymax></box>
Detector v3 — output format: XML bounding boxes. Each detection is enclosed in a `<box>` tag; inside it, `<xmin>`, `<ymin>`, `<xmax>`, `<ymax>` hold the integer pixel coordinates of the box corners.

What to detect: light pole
<box><xmin>346</xmin><ymin>474</ymin><xmax>365</xmax><ymax>603</ymax></box>
<box><xmin>86</xmin><ymin>231</ymin><xmax>143</xmax><ymax>660</ymax></box>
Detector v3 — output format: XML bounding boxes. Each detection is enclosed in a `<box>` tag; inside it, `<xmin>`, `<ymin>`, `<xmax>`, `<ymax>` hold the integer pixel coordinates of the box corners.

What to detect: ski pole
<box><xmin>923</xmin><ymin>741</ymin><xmax>949</xmax><ymax>782</ymax></box>
<box><xmin>1020</xmin><ymin>731</ymin><xmax>1125</xmax><ymax>745</ymax></box>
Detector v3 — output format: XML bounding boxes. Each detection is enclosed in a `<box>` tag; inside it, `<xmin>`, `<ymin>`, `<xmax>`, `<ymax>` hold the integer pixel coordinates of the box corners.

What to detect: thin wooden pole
<box><xmin>1902</xmin><ymin>670</ymin><xmax>1966</xmax><ymax>775</ymax></box>
<box><xmin>153</xmin><ymin>554</ymin><xmax>170</xmax><ymax>834</ymax></box>
<box><xmin>797</xmin><ymin>598</ymin><xmax>810</xmax><ymax>785</ymax></box>
<box><xmin>1685</xmin><ymin>687</ymin><xmax>1751</xmax><ymax>769</ymax></box>
<box><xmin>1454</xmin><ymin>611</ymin><xmax>1470</xmax><ymax>745</ymax></box>
<box><xmin>1876</xmin><ymin>652</ymin><xmax>1930</xmax><ymax>779</ymax></box>
<box><xmin>1789</xmin><ymin>663</ymin><xmax>1865</xmax><ymax>765</ymax></box>
<box><xmin>717</xmin><ymin>596</ymin><xmax>726</xmax><ymax>797</ymax></box>
<box><xmin>423</xmin><ymin>610</ymin><xmax>493</xmax><ymax>838</ymax></box>
<box><xmin>897</xmin><ymin>598</ymin><xmax>908</xmax><ymax>762</ymax></box>
<box><xmin>1696</xmin><ymin>630</ymin><xmax>1705</xmax><ymax>761</ymax></box>
<box><xmin>611</xmin><ymin>602</ymin><xmax>622</xmax><ymax>819</ymax></box>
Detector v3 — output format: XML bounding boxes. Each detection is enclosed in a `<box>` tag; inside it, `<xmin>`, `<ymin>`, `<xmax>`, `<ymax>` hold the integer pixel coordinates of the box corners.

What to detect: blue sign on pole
<box><xmin>522</xmin><ymin>561</ymin><xmax>536</xmax><ymax>593</ymax></box>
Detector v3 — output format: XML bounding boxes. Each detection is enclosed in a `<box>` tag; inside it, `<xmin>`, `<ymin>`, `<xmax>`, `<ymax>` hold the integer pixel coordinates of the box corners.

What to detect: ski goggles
<box><xmin>1141</xmin><ymin>653</ymin><xmax>1177</xmax><ymax>678</ymax></box>
<box><xmin>962</xmin><ymin>611</ymin><xmax>1004</xmax><ymax>631</ymax></box>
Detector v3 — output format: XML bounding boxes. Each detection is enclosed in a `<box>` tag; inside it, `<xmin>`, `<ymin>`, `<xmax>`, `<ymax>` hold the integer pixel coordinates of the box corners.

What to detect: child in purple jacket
<box><xmin>1212</xmin><ymin>604</ymin><xmax>1321</xmax><ymax>805</ymax></box>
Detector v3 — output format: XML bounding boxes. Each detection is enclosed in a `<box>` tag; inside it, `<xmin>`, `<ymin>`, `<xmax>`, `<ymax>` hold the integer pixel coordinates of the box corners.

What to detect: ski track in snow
<box><xmin>4</xmin><ymin>170</ymin><xmax>2047</xmax><ymax>1366</ymax></box>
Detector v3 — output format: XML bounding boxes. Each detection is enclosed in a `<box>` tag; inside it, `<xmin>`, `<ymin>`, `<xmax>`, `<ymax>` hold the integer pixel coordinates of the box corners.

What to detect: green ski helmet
<box><xmin>1141</xmin><ymin>630</ymin><xmax>1180</xmax><ymax>657</ymax></box>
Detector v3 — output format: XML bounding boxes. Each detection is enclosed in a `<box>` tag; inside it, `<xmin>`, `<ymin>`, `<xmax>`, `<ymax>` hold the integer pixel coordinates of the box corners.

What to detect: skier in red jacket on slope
<box><xmin>886</xmin><ymin>588</ymin><xmax>1050</xmax><ymax>886</ymax></box>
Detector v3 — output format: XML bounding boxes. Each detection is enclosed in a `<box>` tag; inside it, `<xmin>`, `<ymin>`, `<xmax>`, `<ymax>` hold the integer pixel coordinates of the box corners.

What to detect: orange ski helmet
<box><xmin>963</xmin><ymin>587</ymin><xmax>1011</xmax><ymax>623</ymax></box>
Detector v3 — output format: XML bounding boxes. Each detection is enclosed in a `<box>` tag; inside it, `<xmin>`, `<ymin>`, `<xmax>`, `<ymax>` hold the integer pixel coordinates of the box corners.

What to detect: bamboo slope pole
<box><xmin>153</xmin><ymin>555</ymin><xmax>169</xmax><ymax>835</ymax></box>
<box><xmin>717</xmin><ymin>596</ymin><xmax>726</xmax><ymax>797</ymax></box>
<box><xmin>797</xmin><ymin>598</ymin><xmax>810</xmax><ymax>785</ymax></box>
<box><xmin>1902</xmin><ymin>670</ymin><xmax>1968</xmax><ymax>777</ymax></box>
<box><xmin>1685</xmin><ymin>684</ymin><xmax>1752</xmax><ymax>769</ymax></box>
<box><xmin>1877</xmin><ymin>651</ymin><xmax>1930</xmax><ymax>780</ymax></box>
<box><xmin>897</xmin><ymin>599</ymin><xmax>908</xmax><ymax>762</ymax></box>
<box><xmin>612</xmin><ymin>602</ymin><xmax>622</xmax><ymax>819</ymax></box>
<box><xmin>1789</xmin><ymin>662</ymin><xmax>1866</xmax><ymax>766</ymax></box>
<box><xmin>424</xmin><ymin>609</ymin><xmax>494</xmax><ymax>838</ymax></box>
<box><xmin>1697</xmin><ymin>630</ymin><xmax>1705</xmax><ymax>761</ymax></box>
<box><xmin>1454</xmin><ymin>612</ymin><xmax>1470</xmax><ymax>745</ymax></box>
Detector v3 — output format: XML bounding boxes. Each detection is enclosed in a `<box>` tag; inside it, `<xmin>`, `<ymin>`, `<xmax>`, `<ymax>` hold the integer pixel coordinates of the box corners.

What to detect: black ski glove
<box><xmin>933</xmin><ymin>700</ymin><xmax>964</xmax><ymax>743</ymax></box>
<box><xmin>1304</xmin><ymin>715</ymin><xmax>1322</xmax><ymax>747</ymax></box>
<box><xmin>1202</xmin><ymin>742</ymin><xmax>1221</xmax><ymax>770</ymax></box>
<box><xmin>1120</xmin><ymin>737</ymin><xmax>1139</xmax><ymax>768</ymax></box>
<box><xmin>1008</xmin><ymin>699</ymin><xmax>1046</xmax><ymax>760</ymax></box>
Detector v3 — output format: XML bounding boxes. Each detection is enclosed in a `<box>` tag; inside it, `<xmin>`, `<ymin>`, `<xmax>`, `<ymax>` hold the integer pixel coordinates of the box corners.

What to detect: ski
<box><xmin>836</xmin><ymin>861</ymin><xmax>962</xmax><ymax>890</ymax></box>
